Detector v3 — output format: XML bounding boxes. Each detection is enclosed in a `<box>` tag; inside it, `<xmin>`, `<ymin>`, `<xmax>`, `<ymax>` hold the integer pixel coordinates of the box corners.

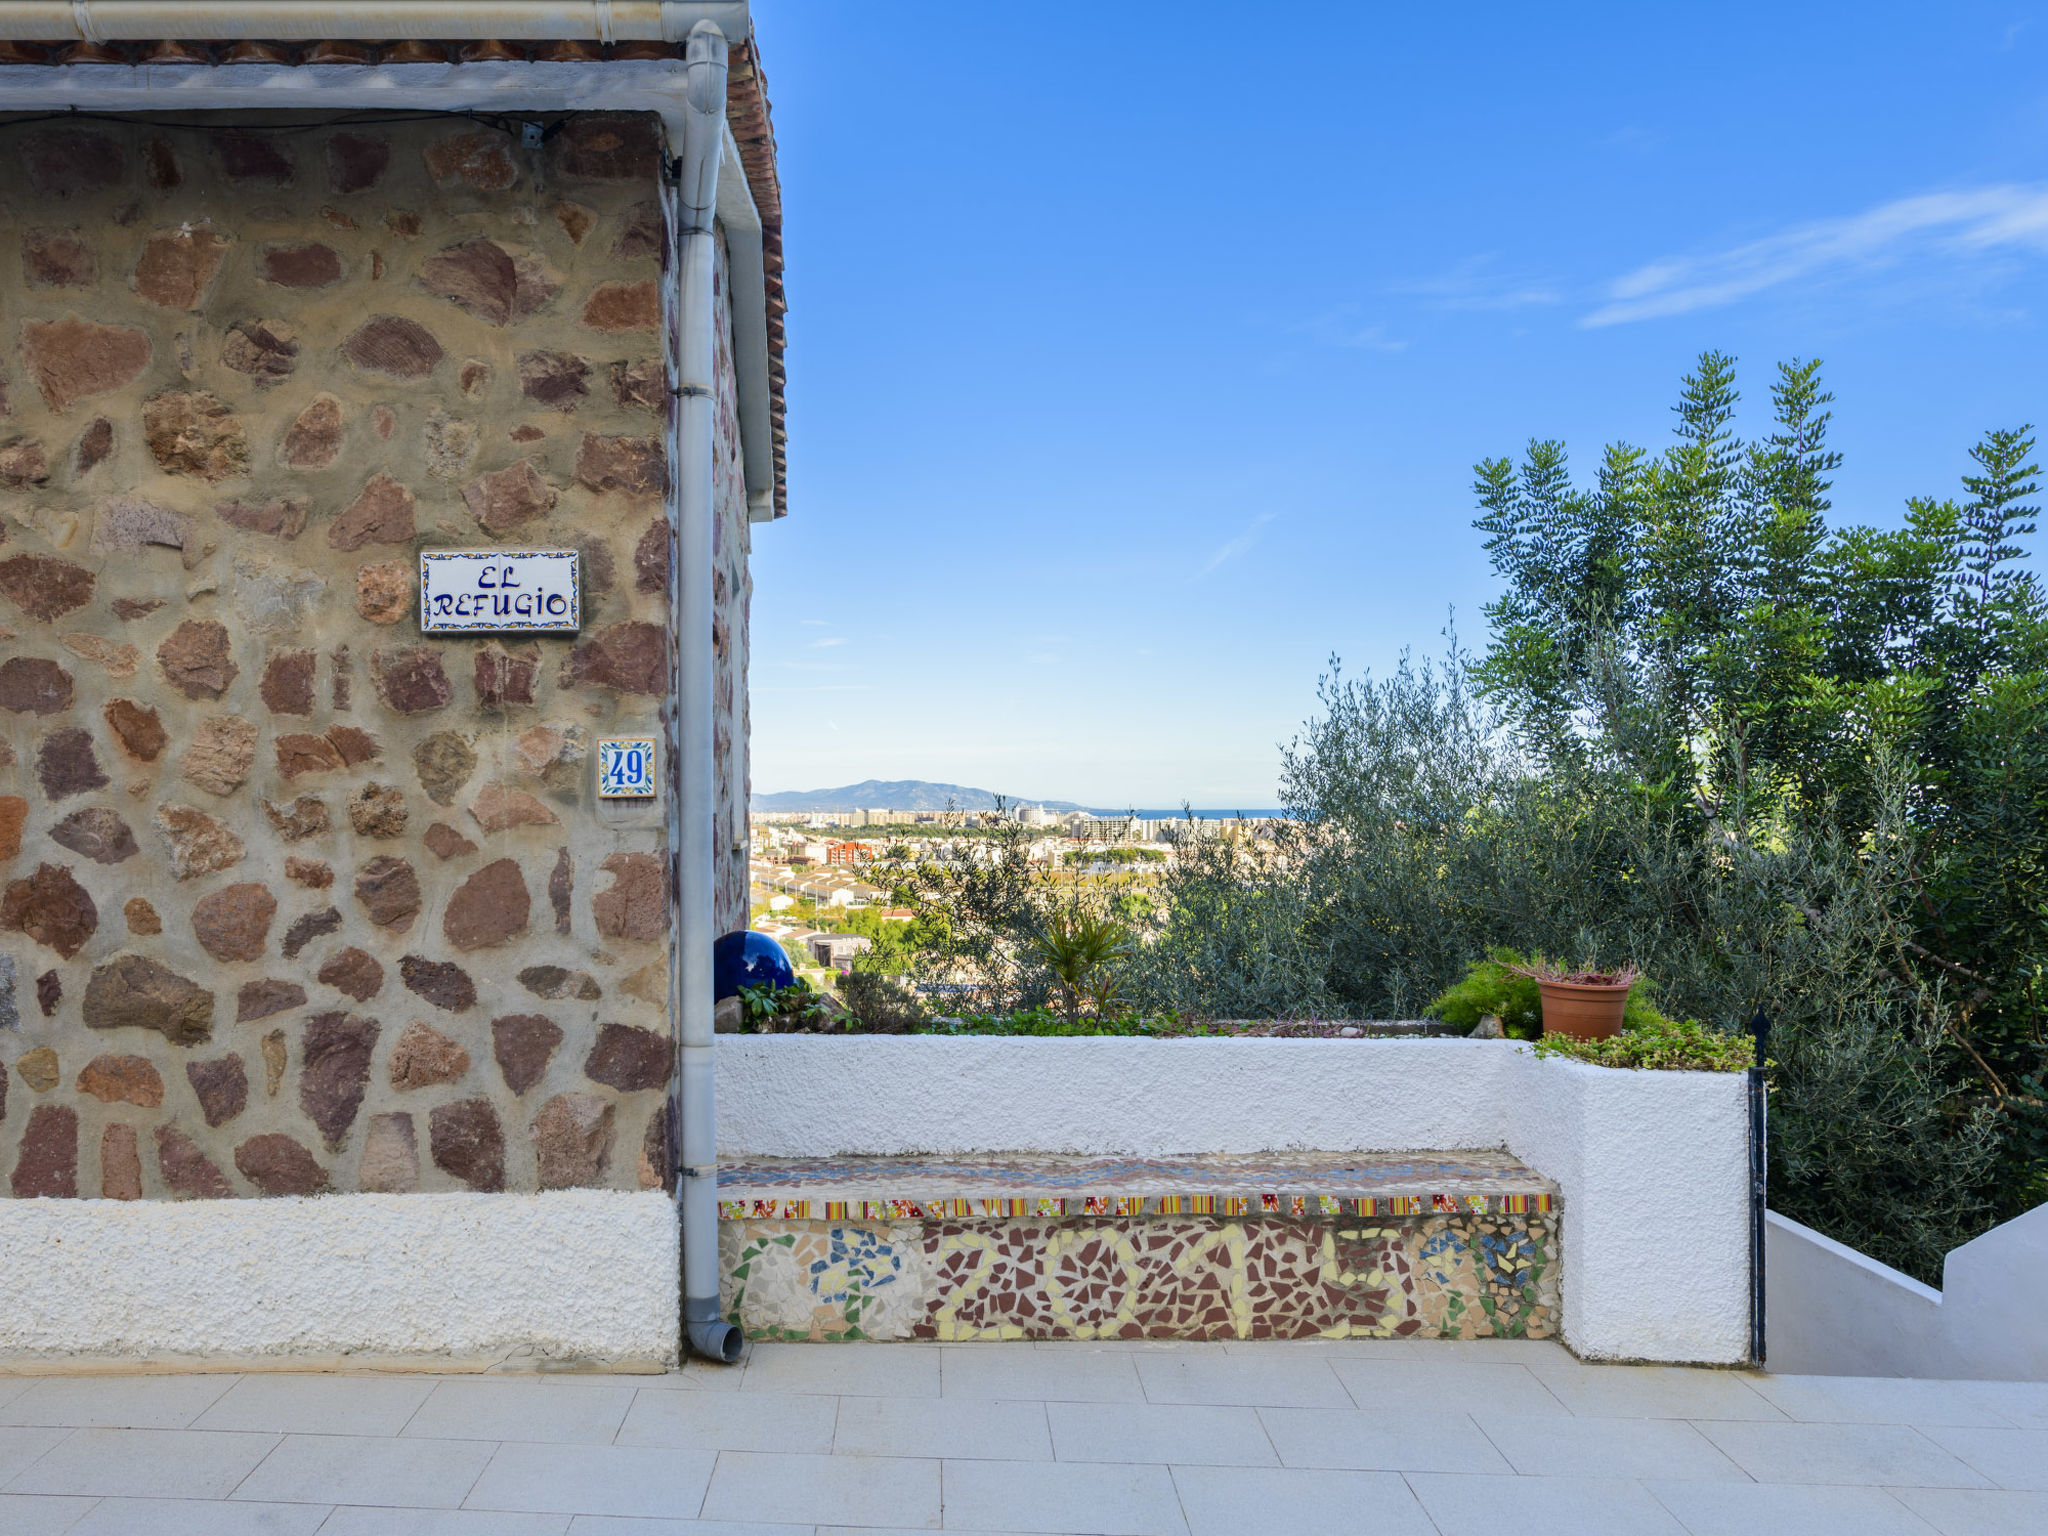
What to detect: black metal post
<box><xmin>1745</xmin><ymin>1009</ymin><xmax>1771</xmax><ymax>1366</ymax></box>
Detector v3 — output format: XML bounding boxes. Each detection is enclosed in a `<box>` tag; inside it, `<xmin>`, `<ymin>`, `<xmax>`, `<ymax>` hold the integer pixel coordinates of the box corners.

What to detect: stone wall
<box><xmin>0</xmin><ymin>113</ymin><xmax>741</xmax><ymax>1201</ymax></box>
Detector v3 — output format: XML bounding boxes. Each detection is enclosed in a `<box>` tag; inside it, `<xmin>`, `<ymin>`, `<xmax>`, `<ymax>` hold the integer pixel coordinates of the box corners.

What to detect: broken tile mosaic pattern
<box><xmin>717</xmin><ymin>1152</ymin><xmax>1559</xmax><ymax>1343</ymax></box>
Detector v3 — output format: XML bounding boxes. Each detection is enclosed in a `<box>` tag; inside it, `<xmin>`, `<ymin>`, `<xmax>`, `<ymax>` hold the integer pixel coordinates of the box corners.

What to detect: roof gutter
<box><xmin>0</xmin><ymin>2</ymin><xmax>748</xmax><ymax>41</ymax></box>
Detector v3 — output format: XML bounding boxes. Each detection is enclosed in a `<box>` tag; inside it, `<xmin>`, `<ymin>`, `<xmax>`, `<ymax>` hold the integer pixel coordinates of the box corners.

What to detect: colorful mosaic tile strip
<box><xmin>720</xmin><ymin>1149</ymin><xmax>1553</xmax><ymax>1196</ymax></box>
<box><xmin>717</xmin><ymin>1191</ymin><xmax>1553</xmax><ymax>1222</ymax></box>
<box><xmin>720</xmin><ymin>1211</ymin><xmax>1559</xmax><ymax>1344</ymax></box>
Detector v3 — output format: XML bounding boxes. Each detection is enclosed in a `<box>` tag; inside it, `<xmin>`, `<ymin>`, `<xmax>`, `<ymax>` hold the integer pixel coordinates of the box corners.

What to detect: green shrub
<box><xmin>735</xmin><ymin>977</ymin><xmax>846</xmax><ymax>1032</ymax></box>
<box><xmin>1532</xmin><ymin>1015</ymin><xmax>1756</xmax><ymax>1072</ymax></box>
<box><xmin>1427</xmin><ymin>949</ymin><xmax>1544</xmax><ymax>1038</ymax></box>
<box><xmin>837</xmin><ymin>971</ymin><xmax>926</xmax><ymax>1033</ymax></box>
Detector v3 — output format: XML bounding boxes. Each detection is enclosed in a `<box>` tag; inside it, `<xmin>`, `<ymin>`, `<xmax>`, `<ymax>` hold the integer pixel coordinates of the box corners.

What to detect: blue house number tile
<box><xmin>598</xmin><ymin>737</ymin><xmax>659</xmax><ymax>799</ymax></box>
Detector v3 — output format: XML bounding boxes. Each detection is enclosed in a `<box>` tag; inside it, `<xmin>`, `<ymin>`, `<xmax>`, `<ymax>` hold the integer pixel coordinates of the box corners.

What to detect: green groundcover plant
<box><xmin>1533</xmin><ymin>1015</ymin><xmax>1757</xmax><ymax>1073</ymax></box>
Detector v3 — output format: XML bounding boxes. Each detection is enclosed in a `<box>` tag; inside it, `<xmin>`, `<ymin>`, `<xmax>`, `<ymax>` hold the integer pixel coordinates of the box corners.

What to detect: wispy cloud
<box><xmin>1395</xmin><ymin>256</ymin><xmax>1563</xmax><ymax>312</ymax></box>
<box><xmin>1197</xmin><ymin>512</ymin><xmax>1277</xmax><ymax>578</ymax></box>
<box><xmin>1296</xmin><ymin>304</ymin><xmax>1408</xmax><ymax>351</ymax></box>
<box><xmin>811</xmin><ymin>636</ymin><xmax>846</xmax><ymax>648</ymax></box>
<box><xmin>1585</xmin><ymin>184</ymin><xmax>2048</xmax><ymax>326</ymax></box>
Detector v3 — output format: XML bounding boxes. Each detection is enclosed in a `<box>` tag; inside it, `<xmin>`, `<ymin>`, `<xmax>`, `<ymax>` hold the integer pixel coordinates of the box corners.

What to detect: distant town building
<box><xmin>808</xmin><ymin>933</ymin><xmax>873</xmax><ymax>967</ymax></box>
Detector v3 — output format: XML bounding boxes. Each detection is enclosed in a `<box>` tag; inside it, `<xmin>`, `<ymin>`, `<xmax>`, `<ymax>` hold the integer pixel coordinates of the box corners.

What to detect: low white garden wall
<box><xmin>715</xmin><ymin>1036</ymin><xmax>1752</xmax><ymax>1364</ymax></box>
<box><xmin>0</xmin><ymin>1190</ymin><xmax>678</xmax><ymax>1369</ymax></box>
<box><xmin>1766</xmin><ymin>1204</ymin><xmax>2048</xmax><ymax>1380</ymax></box>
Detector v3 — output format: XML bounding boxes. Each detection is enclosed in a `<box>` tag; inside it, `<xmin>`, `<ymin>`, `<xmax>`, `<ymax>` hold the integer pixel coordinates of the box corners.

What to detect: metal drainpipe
<box><xmin>666</xmin><ymin>17</ymin><xmax>742</xmax><ymax>1365</ymax></box>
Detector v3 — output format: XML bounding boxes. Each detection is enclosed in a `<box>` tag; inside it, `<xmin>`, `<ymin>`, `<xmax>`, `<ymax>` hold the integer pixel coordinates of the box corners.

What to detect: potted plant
<box><xmin>1510</xmin><ymin>959</ymin><xmax>1640</xmax><ymax>1041</ymax></box>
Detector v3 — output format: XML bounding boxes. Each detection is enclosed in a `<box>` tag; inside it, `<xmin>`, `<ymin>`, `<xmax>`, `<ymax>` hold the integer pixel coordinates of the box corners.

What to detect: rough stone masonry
<box><xmin>0</xmin><ymin>114</ymin><xmax>754</xmax><ymax>1202</ymax></box>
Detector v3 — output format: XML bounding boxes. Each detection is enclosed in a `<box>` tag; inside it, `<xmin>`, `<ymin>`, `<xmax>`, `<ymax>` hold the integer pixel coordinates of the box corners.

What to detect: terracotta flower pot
<box><xmin>1536</xmin><ymin>977</ymin><xmax>1630</xmax><ymax>1040</ymax></box>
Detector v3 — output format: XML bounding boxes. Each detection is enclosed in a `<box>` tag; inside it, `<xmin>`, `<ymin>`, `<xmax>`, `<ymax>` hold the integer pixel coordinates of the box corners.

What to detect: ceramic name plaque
<box><xmin>419</xmin><ymin>550</ymin><xmax>581</xmax><ymax>633</ymax></box>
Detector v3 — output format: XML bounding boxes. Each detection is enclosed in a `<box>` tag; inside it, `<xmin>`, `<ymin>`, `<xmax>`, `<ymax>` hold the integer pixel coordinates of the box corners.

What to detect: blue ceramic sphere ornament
<box><xmin>714</xmin><ymin>930</ymin><xmax>796</xmax><ymax>999</ymax></box>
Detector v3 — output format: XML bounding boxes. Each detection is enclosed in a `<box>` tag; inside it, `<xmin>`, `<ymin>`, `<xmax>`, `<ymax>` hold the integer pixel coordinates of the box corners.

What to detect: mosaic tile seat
<box><xmin>717</xmin><ymin>1151</ymin><xmax>1560</xmax><ymax>1343</ymax></box>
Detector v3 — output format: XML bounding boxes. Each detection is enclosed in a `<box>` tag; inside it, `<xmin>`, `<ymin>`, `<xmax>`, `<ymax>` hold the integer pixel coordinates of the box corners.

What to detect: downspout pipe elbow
<box><xmin>677</xmin><ymin>19</ymin><xmax>729</xmax><ymax>229</ymax></box>
<box><xmin>686</xmin><ymin>1294</ymin><xmax>743</xmax><ymax>1363</ymax></box>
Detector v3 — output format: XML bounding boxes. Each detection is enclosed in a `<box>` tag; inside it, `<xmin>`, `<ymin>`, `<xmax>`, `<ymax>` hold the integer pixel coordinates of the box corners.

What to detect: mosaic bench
<box><xmin>717</xmin><ymin>1151</ymin><xmax>1560</xmax><ymax>1343</ymax></box>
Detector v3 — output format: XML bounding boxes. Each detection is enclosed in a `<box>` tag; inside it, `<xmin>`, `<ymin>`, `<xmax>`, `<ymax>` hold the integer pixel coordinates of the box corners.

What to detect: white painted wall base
<box><xmin>715</xmin><ymin>1037</ymin><xmax>1752</xmax><ymax>1365</ymax></box>
<box><xmin>0</xmin><ymin>1191</ymin><xmax>679</xmax><ymax>1368</ymax></box>
<box><xmin>1766</xmin><ymin>1205</ymin><xmax>2048</xmax><ymax>1380</ymax></box>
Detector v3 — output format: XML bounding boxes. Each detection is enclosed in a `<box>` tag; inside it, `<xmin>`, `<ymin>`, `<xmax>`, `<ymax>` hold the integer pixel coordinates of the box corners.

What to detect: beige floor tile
<box><xmin>1528</xmin><ymin>1363</ymin><xmax>1784</xmax><ymax>1421</ymax></box>
<box><xmin>1917</xmin><ymin>1423</ymin><xmax>2048</xmax><ymax>1490</ymax></box>
<box><xmin>1889</xmin><ymin>1486</ymin><xmax>2048</xmax><ymax>1536</ymax></box>
<box><xmin>1475</xmin><ymin>1412</ymin><xmax>1748</xmax><ymax>1480</ymax></box>
<box><xmin>1752</xmin><ymin>1373</ymin><xmax>2019</xmax><ymax>1428</ymax></box>
<box><xmin>943</xmin><ymin>1348</ymin><xmax>1145</xmax><ymax>1404</ymax></box>
<box><xmin>657</xmin><ymin>1360</ymin><xmax>752</xmax><ymax>1393</ymax></box>
<box><xmin>402</xmin><ymin>1382</ymin><xmax>634</xmax><ymax>1446</ymax></box>
<box><xmin>9</xmin><ymin>1427</ymin><xmax>278</xmax><ymax>1501</ymax></box>
<box><xmin>1048</xmin><ymin>1401</ymin><xmax>1276</xmax><ymax>1466</ymax></box>
<box><xmin>616</xmin><ymin>1387</ymin><xmax>838</xmax><ymax>1454</ymax></box>
<box><xmin>322</xmin><ymin>1511</ymin><xmax>572</xmax><ymax>1534</ymax></box>
<box><xmin>942</xmin><ymin>1457</ymin><xmax>1187</xmax><ymax>1535</ymax></box>
<box><xmin>1409</xmin><ymin>1470</ymin><xmax>1690</xmax><ymax>1535</ymax></box>
<box><xmin>1218</xmin><ymin>1337</ymin><xmax>1428</xmax><ymax>1359</ymax></box>
<box><xmin>66</xmin><ymin>1495</ymin><xmax>332</xmax><ymax>1534</ymax></box>
<box><xmin>1330</xmin><ymin>1358</ymin><xmax>1569</xmax><ymax>1417</ymax></box>
<box><xmin>464</xmin><ymin>1443</ymin><xmax>717</xmax><ymax>1520</ymax></box>
<box><xmin>1029</xmin><ymin>1338</ymin><xmax>1231</xmax><ymax>1354</ymax></box>
<box><xmin>0</xmin><ymin>1494</ymin><xmax>100</xmax><ymax>1535</ymax></box>
<box><xmin>234</xmin><ymin>1433</ymin><xmax>496</xmax><ymax>1509</ymax></box>
<box><xmin>1135</xmin><ymin>1354</ymin><xmax>1350</xmax><ymax>1409</ymax></box>
<box><xmin>1173</xmin><ymin>1464</ymin><xmax>1438</xmax><ymax>1536</ymax></box>
<box><xmin>1962</xmin><ymin>1380</ymin><xmax>2048</xmax><ymax>1429</ymax></box>
<box><xmin>740</xmin><ymin>1345</ymin><xmax>942</xmax><ymax>1400</ymax></box>
<box><xmin>1421</xmin><ymin>1339</ymin><xmax>1579</xmax><ymax>1365</ymax></box>
<box><xmin>195</xmin><ymin>1375</ymin><xmax>436</xmax><ymax>1437</ymax></box>
<box><xmin>1647</xmin><ymin>1480</ymin><xmax>1940</xmax><ymax>1536</ymax></box>
<box><xmin>0</xmin><ymin>1428</ymin><xmax>67</xmax><ymax>1483</ymax></box>
<box><xmin>1695</xmin><ymin>1420</ymin><xmax>1994</xmax><ymax>1489</ymax></box>
<box><xmin>700</xmin><ymin>1450</ymin><xmax>940</xmax><ymax>1528</ymax></box>
<box><xmin>0</xmin><ymin>1376</ymin><xmax>239</xmax><ymax>1430</ymax></box>
<box><xmin>567</xmin><ymin>1520</ymin><xmax>810</xmax><ymax>1536</ymax></box>
<box><xmin>831</xmin><ymin>1396</ymin><xmax>1051</xmax><ymax>1460</ymax></box>
<box><xmin>1258</xmin><ymin>1405</ymin><xmax>1512</xmax><ymax>1474</ymax></box>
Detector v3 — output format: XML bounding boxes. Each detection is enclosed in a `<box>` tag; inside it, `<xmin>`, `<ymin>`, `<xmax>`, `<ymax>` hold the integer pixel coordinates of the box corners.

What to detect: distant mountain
<box><xmin>751</xmin><ymin>779</ymin><xmax>1096</xmax><ymax>814</ymax></box>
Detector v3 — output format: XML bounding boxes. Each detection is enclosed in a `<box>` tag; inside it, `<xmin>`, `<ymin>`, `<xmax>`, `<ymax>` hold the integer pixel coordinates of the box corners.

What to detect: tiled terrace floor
<box><xmin>0</xmin><ymin>1339</ymin><xmax>2041</xmax><ymax>1534</ymax></box>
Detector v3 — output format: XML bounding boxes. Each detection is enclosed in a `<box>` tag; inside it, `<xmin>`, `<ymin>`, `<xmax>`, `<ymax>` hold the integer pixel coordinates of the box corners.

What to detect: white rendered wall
<box><xmin>1499</xmin><ymin>1052</ymin><xmax>1751</xmax><ymax>1363</ymax></box>
<box><xmin>0</xmin><ymin>1191</ymin><xmax>678</xmax><ymax>1367</ymax></box>
<box><xmin>715</xmin><ymin>1036</ymin><xmax>1753</xmax><ymax>1364</ymax></box>
<box><xmin>715</xmin><ymin>1036</ymin><xmax>1516</xmax><ymax>1157</ymax></box>
<box><xmin>1767</xmin><ymin>1205</ymin><xmax>2048</xmax><ymax>1380</ymax></box>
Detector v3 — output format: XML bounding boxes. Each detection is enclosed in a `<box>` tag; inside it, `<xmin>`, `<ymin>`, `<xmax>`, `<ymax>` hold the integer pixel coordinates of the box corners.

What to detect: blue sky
<box><xmin>745</xmin><ymin>2</ymin><xmax>2048</xmax><ymax>808</ymax></box>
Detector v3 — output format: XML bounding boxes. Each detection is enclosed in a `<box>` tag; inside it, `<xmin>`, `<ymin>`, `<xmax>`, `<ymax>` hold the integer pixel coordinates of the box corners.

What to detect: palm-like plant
<box><xmin>1031</xmin><ymin>905</ymin><xmax>1133</xmax><ymax>1025</ymax></box>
